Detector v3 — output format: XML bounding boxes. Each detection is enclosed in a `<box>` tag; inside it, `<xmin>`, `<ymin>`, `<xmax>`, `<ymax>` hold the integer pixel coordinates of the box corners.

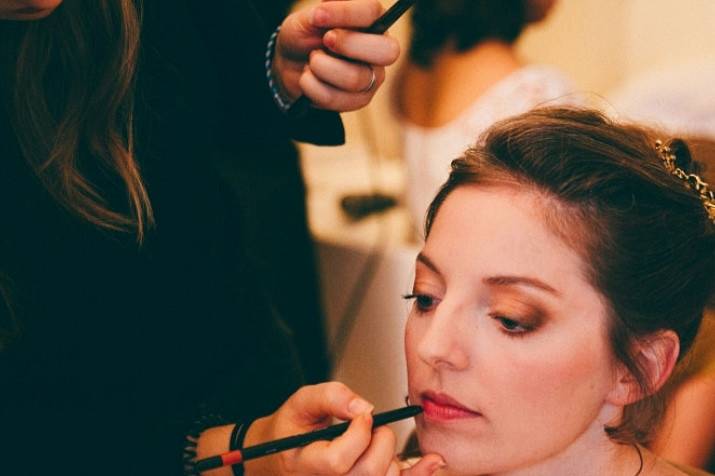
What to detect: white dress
<box><xmin>401</xmin><ymin>65</ymin><xmax>579</xmax><ymax>234</ymax></box>
<box><xmin>607</xmin><ymin>61</ymin><xmax>715</xmax><ymax>140</ymax></box>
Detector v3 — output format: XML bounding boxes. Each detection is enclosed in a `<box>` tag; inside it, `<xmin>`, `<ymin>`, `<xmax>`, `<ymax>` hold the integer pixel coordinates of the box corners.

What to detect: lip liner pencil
<box><xmin>194</xmin><ymin>405</ymin><xmax>423</xmax><ymax>472</ymax></box>
<box><xmin>286</xmin><ymin>0</ymin><xmax>417</xmax><ymax>118</ymax></box>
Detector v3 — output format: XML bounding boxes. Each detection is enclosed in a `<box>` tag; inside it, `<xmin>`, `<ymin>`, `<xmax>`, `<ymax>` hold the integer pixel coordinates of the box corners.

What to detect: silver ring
<box><xmin>361</xmin><ymin>67</ymin><xmax>377</xmax><ymax>93</ymax></box>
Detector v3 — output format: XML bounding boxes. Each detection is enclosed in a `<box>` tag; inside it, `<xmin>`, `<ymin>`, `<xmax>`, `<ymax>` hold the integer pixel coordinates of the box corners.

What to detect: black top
<box><xmin>0</xmin><ymin>1</ymin><xmax>343</xmax><ymax>474</ymax></box>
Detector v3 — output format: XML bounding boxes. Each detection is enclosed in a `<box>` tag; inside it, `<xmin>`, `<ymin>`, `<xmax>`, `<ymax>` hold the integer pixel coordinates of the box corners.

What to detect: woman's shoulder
<box><xmin>646</xmin><ymin>449</ymin><xmax>715</xmax><ymax>476</ymax></box>
<box><xmin>665</xmin><ymin>461</ymin><xmax>714</xmax><ymax>476</ymax></box>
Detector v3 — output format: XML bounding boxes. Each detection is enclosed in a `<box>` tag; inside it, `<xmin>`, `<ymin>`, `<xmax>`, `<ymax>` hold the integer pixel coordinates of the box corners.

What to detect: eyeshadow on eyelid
<box><xmin>490</xmin><ymin>297</ymin><xmax>547</xmax><ymax>323</ymax></box>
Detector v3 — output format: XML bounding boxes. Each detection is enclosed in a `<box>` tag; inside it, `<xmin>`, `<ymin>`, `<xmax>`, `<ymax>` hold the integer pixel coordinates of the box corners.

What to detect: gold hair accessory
<box><xmin>655</xmin><ymin>139</ymin><xmax>715</xmax><ymax>224</ymax></box>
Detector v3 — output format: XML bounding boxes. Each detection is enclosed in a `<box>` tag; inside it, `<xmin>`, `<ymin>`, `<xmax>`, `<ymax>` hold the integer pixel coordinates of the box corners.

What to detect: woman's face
<box><xmin>405</xmin><ymin>186</ymin><xmax>623</xmax><ymax>474</ymax></box>
<box><xmin>0</xmin><ymin>0</ymin><xmax>62</xmax><ymax>20</ymax></box>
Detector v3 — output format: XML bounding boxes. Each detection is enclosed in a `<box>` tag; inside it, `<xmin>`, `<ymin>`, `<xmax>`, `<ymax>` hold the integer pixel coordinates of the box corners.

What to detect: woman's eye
<box><xmin>493</xmin><ymin>315</ymin><xmax>532</xmax><ymax>336</ymax></box>
<box><xmin>403</xmin><ymin>293</ymin><xmax>438</xmax><ymax>313</ymax></box>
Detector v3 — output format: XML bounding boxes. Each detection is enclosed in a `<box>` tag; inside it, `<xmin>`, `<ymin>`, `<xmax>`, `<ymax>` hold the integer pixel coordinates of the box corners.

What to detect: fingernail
<box><xmin>323</xmin><ymin>31</ymin><xmax>337</xmax><ymax>49</ymax></box>
<box><xmin>429</xmin><ymin>458</ymin><xmax>447</xmax><ymax>473</ymax></box>
<box><xmin>312</xmin><ymin>7</ymin><xmax>329</xmax><ymax>27</ymax></box>
<box><xmin>348</xmin><ymin>397</ymin><xmax>374</xmax><ymax>416</ymax></box>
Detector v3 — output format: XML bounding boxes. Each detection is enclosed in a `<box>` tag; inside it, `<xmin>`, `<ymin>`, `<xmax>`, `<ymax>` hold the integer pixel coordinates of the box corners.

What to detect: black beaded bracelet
<box><xmin>183</xmin><ymin>412</ymin><xmax>228</xmax><ymax>476</ymax></box>
<box><xmin>265</xmin><ymin>25</ymin><xmax>296</xmax><ymax>113</ymax></box>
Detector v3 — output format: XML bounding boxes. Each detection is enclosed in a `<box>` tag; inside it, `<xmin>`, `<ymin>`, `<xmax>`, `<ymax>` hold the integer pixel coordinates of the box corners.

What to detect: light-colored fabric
<box><xmin>400</xmin><ymin>65</ymin><xmax>579</xmax><ymax>233</ymax></box>
<box><xmin>670</xmin><ymin>461</ymin><xmax>715</xmax><ymax>476</ymax></box>
<box><xmin>608</xmin><ymin>61</ymin><xmax>715</xmax><ymax>140</ymax></box>
<box><xmin>399</xmin><ymin>457</ymin><xmax>422</xmax><ymax>470</ymax></box>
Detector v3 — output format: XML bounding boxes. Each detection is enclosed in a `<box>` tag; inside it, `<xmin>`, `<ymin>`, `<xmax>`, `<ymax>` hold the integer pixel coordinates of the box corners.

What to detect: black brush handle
<box><xmin>242</xmin><ymin>405</ymin><xmax>423</xmax><ymax>461</ymax></box>
<box><xmin>194</xmin><ymin>406</ymin><xmax>423</xmax><ymax>471</ymax></box>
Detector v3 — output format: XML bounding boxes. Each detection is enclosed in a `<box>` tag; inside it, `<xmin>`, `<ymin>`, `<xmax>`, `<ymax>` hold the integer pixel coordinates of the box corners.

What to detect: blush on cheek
<box><xmin>491</xmin><ymin>340</ymin><xmax>613</xmax><ymax>432</ymax></box>
<box><xmin>503</xmin><ymin>342</ymin><xmax>607</xmax><ymax>393</ymax></box>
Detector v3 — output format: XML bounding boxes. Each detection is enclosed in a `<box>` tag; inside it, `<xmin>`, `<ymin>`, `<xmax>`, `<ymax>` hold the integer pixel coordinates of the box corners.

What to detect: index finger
<box><xmin>289</xmin><ymin>382</ymin><xmax>374</xmax><ymax>424</ymax></box>
<box><xmin>289</xmin><ymin>412</ymin><xmax>374</xmax><ymax>474</ymax></box>
<box><xmin>311</xmin><ymin>0</ymin><xmax>385</xmax><ymax>30</ymax></box>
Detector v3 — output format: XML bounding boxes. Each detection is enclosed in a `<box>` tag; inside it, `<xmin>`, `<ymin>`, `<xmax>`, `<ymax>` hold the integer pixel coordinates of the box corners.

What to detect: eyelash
<box><xmin>489</xmin><ymin>314</ymin><xmax>534</xmax><ymax>338</ymax></box>
<box><xmin>404</xmin><ymin>293</ymin><xmax>536</xmax><ymax>338</ymax></box>
<box><xmin>402</xmin><ymin>293</ymin><xmax>438</xmax><ymax>314</ymax></box>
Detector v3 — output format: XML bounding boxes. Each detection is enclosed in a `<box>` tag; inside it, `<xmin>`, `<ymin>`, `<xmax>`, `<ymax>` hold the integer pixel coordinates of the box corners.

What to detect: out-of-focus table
<box><xmin>300</xmin><ymin>145</ymin><xmax>421</xmax><ymax>448</ymax></box>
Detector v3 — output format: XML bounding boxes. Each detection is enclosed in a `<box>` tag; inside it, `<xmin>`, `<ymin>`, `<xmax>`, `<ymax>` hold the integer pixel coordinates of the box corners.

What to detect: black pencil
<box><xmin>287</xmin><ymin>0</ymin><xmax>417</xmax><ymax>118</ymax></box>
<box><xmin>194</xmin><ymin>405</ymin><xmax>423</xmax><ymax>472</ymax></box>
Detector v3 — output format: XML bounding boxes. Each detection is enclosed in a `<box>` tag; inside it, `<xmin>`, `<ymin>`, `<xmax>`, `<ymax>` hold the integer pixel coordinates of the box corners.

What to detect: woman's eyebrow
<box><xmin>484</xmin><ymin>275</ymin><xmax>560</xmax><ymax>296</ymax></box>
<box><xmin>416</xmin><ymin>252</ymin><xmax>441</xmax><ymax>275</ymax></box>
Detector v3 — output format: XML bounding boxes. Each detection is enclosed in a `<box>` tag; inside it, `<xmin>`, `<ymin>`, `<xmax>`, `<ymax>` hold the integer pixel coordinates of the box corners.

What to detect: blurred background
<box><xmin>282</xmin><ymin>0</ymin><xmax>715</xmax><ymax>453</ymax></box>
<box><xmin>299</xmin><ymin>0</ymin><xmax>715</xmax><ymax>159</ymax></box>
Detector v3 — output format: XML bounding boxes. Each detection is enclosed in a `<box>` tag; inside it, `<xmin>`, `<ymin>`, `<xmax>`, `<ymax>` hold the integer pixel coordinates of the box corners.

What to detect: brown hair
<box><xmin>426</xmin><ymin>107</ymin><xmax>715</xmax><ymax>445</ymax></box>
<box><xmin>8</xmin><ymin>0</ymin><xmax>152</xmax><ymax>242</ymax></box>
<box><xmin>409</xmin><ymin>0</ymin><xmax>528</xmax><ymax>68</ymax></box>
<box><xmin>0</xmin><ymin>275</ymin><xmax>19</xmax><ymax>352</ymax></box>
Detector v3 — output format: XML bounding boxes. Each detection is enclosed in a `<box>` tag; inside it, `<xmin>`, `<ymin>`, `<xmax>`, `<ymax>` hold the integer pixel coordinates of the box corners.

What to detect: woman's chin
<box><xmin>417</xmin><ymin>434</ymin><xmax>476</xmax><ymax>475</ymax></box>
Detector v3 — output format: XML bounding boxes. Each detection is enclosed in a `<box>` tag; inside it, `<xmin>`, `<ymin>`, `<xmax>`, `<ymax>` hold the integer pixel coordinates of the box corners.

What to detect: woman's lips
<box><xmin>421</xmin><ymin>391</ymin><xmax>482</xmax><ymax>421</ymax></box>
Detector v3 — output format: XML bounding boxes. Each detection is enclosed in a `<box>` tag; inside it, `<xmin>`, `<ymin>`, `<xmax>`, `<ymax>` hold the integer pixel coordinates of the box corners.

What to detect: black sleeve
<box><xmin>187</xmin><ymin>0</ymin><xmax>345</xmax><ymax>146</ymax></box>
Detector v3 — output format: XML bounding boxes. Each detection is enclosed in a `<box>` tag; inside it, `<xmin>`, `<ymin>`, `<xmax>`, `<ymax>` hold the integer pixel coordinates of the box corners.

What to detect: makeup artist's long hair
<box><xmin>0</xmin><ymin>275</ymin><xmax>18</xmax><ymax>352</ymax></box>
<box><xmin>9</xmin><ymin>0</ymin><xmax>153</xmax><ymax>242</ymax></box>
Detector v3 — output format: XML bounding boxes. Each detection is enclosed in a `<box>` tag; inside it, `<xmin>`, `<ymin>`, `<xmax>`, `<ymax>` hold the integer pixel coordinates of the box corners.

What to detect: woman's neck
<box><xmin>501</xmin><ymin>405</ymin><xmax>650</xmax><ymax>476</ymax></box>
<box><xmin>501</xmin><ymin>437</ymin><xmax>642</xmax><ymax>476</ymax></box>
<box><xmin>439</xmin><ymin>406</ymin><xmax>654</xmax><ymax>476</ymax></box>
<box><xmin>433</xmin><ymin>431</ymin><xmax>686</xmax><ymax>476</ymax></box>
<box><xmin>432</xmin><ymin>441</ymin><xmax>643</xmax><ymax>476</ymax></box>
<box><xmin>397</xmin><ymin>40</ymin><xmax>522</xmax><ymax>128</ymax></box>
<box><xmin>432</xmin><ymin>40</ymin><xmax>521</xmax><ymax>74</ymax></box>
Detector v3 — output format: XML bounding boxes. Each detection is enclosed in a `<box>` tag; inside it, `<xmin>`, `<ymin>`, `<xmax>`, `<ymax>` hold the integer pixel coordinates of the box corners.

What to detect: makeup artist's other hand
<box><xmin>274</xmin><ymin>0</ymin><xmax>400</xmax><ymax>112</ymax></box>
<box><xmin>243</xmin><ymin>382</ymin><xmax>440</xmax><ymax>475</ymax></box>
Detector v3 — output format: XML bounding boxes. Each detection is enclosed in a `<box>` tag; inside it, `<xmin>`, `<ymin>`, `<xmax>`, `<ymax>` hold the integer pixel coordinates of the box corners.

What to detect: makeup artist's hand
<box><xmin>274</xmin><ymin>0</ymin><xmax>400</xmax><ymax>112</ymax></box>
<box><xmin>242</xmin><ymin>382</ymin><xmax>444</xmax><ymax>475</ymax></box>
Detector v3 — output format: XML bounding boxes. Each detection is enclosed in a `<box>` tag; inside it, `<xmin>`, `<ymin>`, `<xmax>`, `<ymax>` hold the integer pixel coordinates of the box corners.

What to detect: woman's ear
<box><xmin>607</xmin><ymin>330</ymin><xmax>680</xmax><ymax>406</ymax></box>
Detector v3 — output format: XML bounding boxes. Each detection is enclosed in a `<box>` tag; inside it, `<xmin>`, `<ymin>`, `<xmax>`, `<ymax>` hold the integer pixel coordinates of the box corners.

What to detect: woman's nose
<box><xmin>416</xmin><ymin>303</ymin><xmax>470</xmax><ymax>371</ymax></box>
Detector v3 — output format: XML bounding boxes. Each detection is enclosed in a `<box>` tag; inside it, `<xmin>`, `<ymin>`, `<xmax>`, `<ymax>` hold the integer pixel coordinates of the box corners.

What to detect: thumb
<box><xmin>401</xmin><ymin>454</ymin><xmax>447</xmax><ymax>476</ymax></box>
<box><xmin>288</xmin><ymin>381</ymin><xmax>374</xmax><ymax>425</ymax></box>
